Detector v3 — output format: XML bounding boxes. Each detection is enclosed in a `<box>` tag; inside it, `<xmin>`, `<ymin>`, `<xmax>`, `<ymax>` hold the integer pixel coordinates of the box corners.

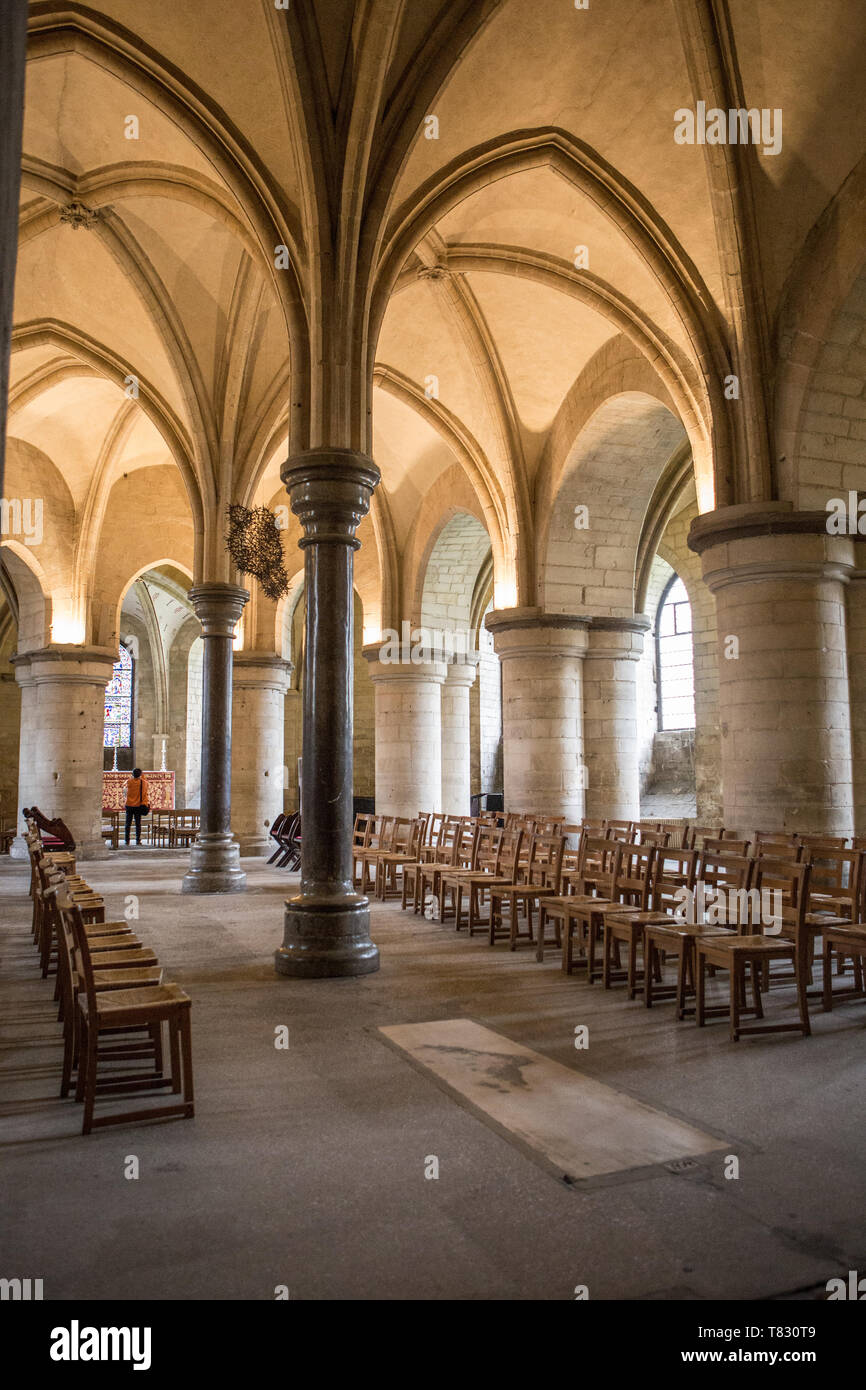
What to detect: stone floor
<box><xmin>2</xmin><ymin>852</ymin><xmax>865</xmax><ymax>1301</ymax></box>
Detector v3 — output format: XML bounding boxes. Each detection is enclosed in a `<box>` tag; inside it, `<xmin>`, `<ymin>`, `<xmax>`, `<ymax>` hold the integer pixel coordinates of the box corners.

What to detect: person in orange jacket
<box><xmin>124</xmin><ymin>768</ymin><xmax>150</xmax><ymax>846</ymax></box>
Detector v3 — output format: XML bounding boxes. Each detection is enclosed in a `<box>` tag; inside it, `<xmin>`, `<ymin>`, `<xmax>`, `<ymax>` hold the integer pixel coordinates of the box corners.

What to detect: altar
<box><xmin>102</xmin><ymin>771</ymin><xmax>175</xmax><ymax>813</ymax></box>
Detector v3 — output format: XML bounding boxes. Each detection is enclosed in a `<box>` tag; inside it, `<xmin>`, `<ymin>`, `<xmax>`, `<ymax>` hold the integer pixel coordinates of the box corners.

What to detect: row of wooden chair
<box><xmin>22</xmin><ymin>818</ymin><xmax>194</xmax><ymax>1133</ymax></box>
<box><xmin>381</xmin><ymin>814</ymin><xmax>866</xmax><ymax>1043</ymax></box>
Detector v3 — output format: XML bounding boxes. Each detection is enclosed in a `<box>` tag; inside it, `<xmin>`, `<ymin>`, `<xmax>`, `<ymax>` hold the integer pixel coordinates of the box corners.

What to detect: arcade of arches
<box><xmin>2</xmin><ymin>0</ymin><xmax>866</xmax><ymax>1304</ymax></box>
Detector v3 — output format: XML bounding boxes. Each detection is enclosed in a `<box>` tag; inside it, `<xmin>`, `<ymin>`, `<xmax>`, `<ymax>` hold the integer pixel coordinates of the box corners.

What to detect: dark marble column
<box><xmin>275</xmin><ymin>448</ymin><xmax>380</xmax><ymax>978</ymax></box>
<box><xmin>182</xmin><ymin>582</ymin><xmax>249</xmax><ymax>894</ymax></box>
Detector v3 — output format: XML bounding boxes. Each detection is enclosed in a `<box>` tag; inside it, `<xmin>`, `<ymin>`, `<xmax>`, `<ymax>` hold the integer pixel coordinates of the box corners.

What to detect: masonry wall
<box><xmin>793</xmin><ymin>266</ymin><xmax>866</xmax><ymax>512</ymax></box>
<box><xmin>0</xmin><ymin>620</ymin><xmax>20</xmax><ymax>821</ymax></box>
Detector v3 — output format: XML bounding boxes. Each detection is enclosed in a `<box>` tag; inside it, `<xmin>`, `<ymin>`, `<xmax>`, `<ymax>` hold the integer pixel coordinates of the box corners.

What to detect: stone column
<box><xmin>364</xmin><ymin>650</ymin><xmax>447</xmax><ymax>817</ymax></box>
<box><xmin>231</xmin><ymin>652</ymin><xmax>292</xmax><ymax>855</ymax></box>
<box><xmin>441</xmin><ymin>656</ymin><xmax>478</xmax><ymax>814</ymax></box>
<box><xmin>0</xmin><ymin>0</ymin><xmax>26</xmax><ymax>491</ymax></box>
<box><xmin>582</xmin><ymin>617</ymin><xmax>649</xmax><ymax>822</ymax></box>
<box><xmin>10</xmin><ymin>645</ymin><xmax>114</xmax><ymax>859</ymax></box>
<box><xmin>485</xmin><ymin>608</ymin><xmax>589</xmax><ymax>820</ymax></box>
<box><xmin>275</xmin><ymin>449</ymin><xmax>380</xmax><ymax>978</ymax></box>
<box><xmin>689</xmin><ymin>504</ymin><xmax>855</xmax><ymax>836</ymax></box>
<box><xmin>182</xmin><ymin>583</ymin><xmax>249</xmax><ymax>894</ymax></box>
<box><xmin>845</xmin><ymin>561</ymin><xmax>866</xmax><ymax>836</ymax></box>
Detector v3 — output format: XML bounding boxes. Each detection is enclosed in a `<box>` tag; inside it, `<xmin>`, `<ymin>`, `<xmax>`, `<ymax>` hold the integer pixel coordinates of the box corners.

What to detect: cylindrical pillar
<box><xmin>182</xmin><ymin>583</ymin><xmax>249</xmax><ymax>893</ymax></box>
<box><xmin>485</xmin><ymin>608</ymin><xmax>589</xmax><ymax>820</ymax></box>
<box><xmin>275</xmin><ymin>449</ymin><xmax>380</xmax><ymax>978</ymax></box>
<box><xmin>441</xmin><ymin>657</ymin><xmax>478</xmax><ymax>814</ymax></box>
<box><xmin>10</xmin><ymin>646</ymin><xmax>115</xmax><ymax>859</ymax></box>
<box><xmin>231</xmin><ymin>652</ymin><xmax>292</xmax><ymax>855</ymax></box>
<box><xmin>845</xmin><ymin>563</ymin><xmax>866</xmax><ymax>835</ymax></box>
<box><xmin>689</xmin><ymin>505</ymin><xmax>854</xmax><ymax>836</ymax></box>
<box><xmin>364</xmin><ymin>652</ymin><xmax>447</xmax><ymax>817</ymax></box>
<box><xmin>0</xmin><ymin>0</ymin><xmax>26</xmax><ymax>493</ymax></box>
<box><xmin>583</xmin><ymin>617</ymin><xmax>649</xmax><ymax>822</ymax></box>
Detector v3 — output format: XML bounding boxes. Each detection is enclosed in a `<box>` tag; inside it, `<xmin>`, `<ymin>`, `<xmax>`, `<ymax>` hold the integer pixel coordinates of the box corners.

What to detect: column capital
<box><xmin>282</xmin><ymin>447</ymin><xmax>380</xmax><ymax>548</ymax></box>
<box><xmin>443</xmin><ymin>655</ymin><xmax>480</xmax><ymax>689</ymax></box>
<box><xmin>10</xmin><ymin>644</ymin><xmax>116</xmax><ymax>688</ymax></box>
<box><xmin>232</xmin><ymin>651</ymin><xmax>293</xmax><ymax>693</ymax></box>
<box><xmin>484</xmin><ymin>607</ymin><xmax>589</xmax><ymax>660</ymax></box>
<box><xmin>586</xmin><ymin>615</ymin><xmax>651</xmax><ymax>661</ymax></box>
<box><xmin>363</xmin><ymin>645</ymin><xmax>448</xmax><ymax>685</ymax></box>
<box><xmin>188</xmin><ymin>582</ymin><xmax>249</xmax><ymax>636</ymax></box>
<box><xmin>688</xmin><ymin>503</ymin><xmax>856</xmax><ymax>592</ymax></box>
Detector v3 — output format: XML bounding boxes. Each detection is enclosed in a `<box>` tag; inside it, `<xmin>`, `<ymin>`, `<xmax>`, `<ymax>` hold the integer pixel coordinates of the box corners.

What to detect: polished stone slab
<box><xmin>379</xmin><ymin>1018</ymin><xmax>722</xmax><ymax>1181</ymax></box>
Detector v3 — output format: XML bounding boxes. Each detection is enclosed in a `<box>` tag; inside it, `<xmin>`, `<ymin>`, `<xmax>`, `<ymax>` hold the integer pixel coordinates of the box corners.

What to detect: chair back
<box><xmin>797</xmin><ymin>832</ymin><xmax>848</xmax><ymax>850</ymax></box>
<box><xmin>754</xmin><ymin>838</ymin><xmax>802</xmax><ymax>861</ymax></box>
<box><xmin>615</xmin><ymin>843</ymin><xmax>656</xmax><ymax>908</ymax></box>
<box><xmin>651</xmin><ymin>847</ymin><xmax>699</xmax><ymax>912</ymax></box>
<box><xmin>801</xmin><ymin>846</ymin><xmax>861</xmax><ymax>918</ymax></box>
<box><xmin>498</xmin><ymin>828</ymin><xmax>525</xmax><ymax>881</ymax></box>
<box><xmin>703</xmin><ymin>836</ymin><xmax>750</xmax><ymax>857</ymax></box>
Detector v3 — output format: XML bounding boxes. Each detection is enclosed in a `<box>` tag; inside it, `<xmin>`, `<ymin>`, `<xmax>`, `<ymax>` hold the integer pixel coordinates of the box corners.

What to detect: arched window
<box><xmin>104</xmin><ymin>642</ymin><xmax>134</xmax><ymax>750</ymax></box>
<box><xmin>656</xmin><ymin>576</ymin><xmax>695</xmax><ymax>731</ymax></box>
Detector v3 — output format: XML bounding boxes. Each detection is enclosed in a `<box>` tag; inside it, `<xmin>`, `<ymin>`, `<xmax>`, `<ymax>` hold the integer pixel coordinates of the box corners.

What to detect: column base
<box><xmin>181</xmin><ymin>833</ymin><xmax>247</xmax><ymax>894</ymax></box>
<box><xmin>237</xmin><ymin>835</ymin><xmax>276</xmax><ymax>858</ymax></box>
<box><xmin>9</xmin><ymin>836</ymin><xmax>29</xmax><ymax>860</ymax></box>
<box><xmin>275</xmin><ymin>893</ymin><xmax>379</xmax><ymax>978</ymax></box>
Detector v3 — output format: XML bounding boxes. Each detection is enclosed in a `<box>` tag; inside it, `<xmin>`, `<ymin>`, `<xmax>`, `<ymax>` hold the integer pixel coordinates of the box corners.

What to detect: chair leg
<box><xmin>729</xmin><ymin>961</ymin><xmax>741</xmax><ymax>1042</ymax></box>
<box><xmin>82</xmin><ymin>1025</ymin><xmax>99</xmax><ymax>1134</ymax></box>
<box><xmin>180</xmin><ymin>1011</ymin><xmax>195</xmax><ymax>1116</ymax></box>
<box><xmin>696</xmin><ymin>950</ymin><xmax>706</xmax><ymax>1026</ymax></box>
<box><xmin>751</xmin><ymin>961</ymin><xmax>764</xmax><ymax>1019</ymax></box>
<box><xmin>796</xmin><ymin>951</ymin><xmax>811</xmax><ymax>1037</ymax></box>
<box><xmin>169</xmin><ymin>1019</ymin><xmax>181</xmax><ymax>1093</ymax></box>
<box><xmin>823</xmin><ymin>937</ymin><xmax>833</xmax><ymax>1011</ymax></box>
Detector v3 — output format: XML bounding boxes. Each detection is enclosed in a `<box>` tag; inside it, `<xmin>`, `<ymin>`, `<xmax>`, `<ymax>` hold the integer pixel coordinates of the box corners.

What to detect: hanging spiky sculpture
<box><xmin>225</xmin><ymin>504</ymin><xmax>290</xmax><ymax>601</ymax></box>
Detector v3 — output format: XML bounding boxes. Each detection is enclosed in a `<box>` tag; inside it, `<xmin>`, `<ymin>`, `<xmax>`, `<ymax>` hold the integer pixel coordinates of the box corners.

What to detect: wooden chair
<box><xmin>693</xmin><ymin>860</ymin><xmax>813</xmax><ymax>1041</ymax></box>
<box><xmin>560</xmin><ymin>841</ymin><xmax>664</xmax><ymax>982</ymax></box>
<box><xmin>418</xmin><ymin>814</ymin><xmax>460</xmax><ymax>864</ymax></box>
<box><xmin>50</xmin><ymin>881</ymin><xmax>162</xmax><ymax>1099</ymax></box>
<box><xmin>357</xmin><ymin>817</ymin><xmax>406</xmax><ymax>894</ymax></box>
<box><xmin>375</xmin><ymin>816</ymin><xmax>427</xmax><ymax>900</ymax></box>
<box><xmin>172</xmin><ymin>809</ymin><xmax>199</xmax><ymax>849</ymax></box>
<box><xmin>756</xmin><ymin>855</ymin><xmax>852</xmax><ymax>996</ymax></box>
<box><xmin>439</xmin><ymin>829</ymin><xmax>525</xmax><ymax>934</ymax></box>
<box><xmin>602</xmin><ymin>844</ymin><xmax>660</xmax><ymax>995</ymax></box>
<box><xmin>488</xmin><ymin>835</ymin><xmax>566</xmax><ymax>949</ymax></box>
<box><xmin>642</xmin><ymin>851</ymin><xmax>751</xmax><ymax>1019</ymax></box>
<box><xmin>543</xmin><ymin>837</ymin><xmax>622</xmax><ymax>973</ymax></box>
<box><xmin>58</xmin><ymin>884</ymin><xmax>194</xmax><ymax>1134</ymax></box>
<box><xmin>802</xmin><ymin>846</ymin><xmax>862</xmax><ymax>922</ymax></box>
<box><xmin>402</xmin><ymin>821</ymin><xmax>478</xmax><ymax>916</ymax></box>
<box><xmin>822</xmin><ymin>923</ymin><xmax>866</xmax><ymax>1011</ymax></box>
<box><xmin>101</xmin><ymin>811</ymin><xmax>120</xmax><ymax>851</ymax></box>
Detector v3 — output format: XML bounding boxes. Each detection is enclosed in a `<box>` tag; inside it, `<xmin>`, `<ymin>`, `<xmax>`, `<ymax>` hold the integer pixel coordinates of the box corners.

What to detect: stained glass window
<box><xmin>104</xmin><ymin>643</ymin><xmax>133</xmax><ymax>748</ymax></box>
<box><xmin>657</xmin><ymin>576</ymin><xmax>695</xmax><ymax>731</ymax></box>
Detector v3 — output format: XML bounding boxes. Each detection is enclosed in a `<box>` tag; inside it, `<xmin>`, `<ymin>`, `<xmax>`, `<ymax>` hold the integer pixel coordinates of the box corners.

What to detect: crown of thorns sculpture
<box><xmin>225</xmin><ymin>504</ymin><xmax>290</xmax><ymax>601</ymax></box>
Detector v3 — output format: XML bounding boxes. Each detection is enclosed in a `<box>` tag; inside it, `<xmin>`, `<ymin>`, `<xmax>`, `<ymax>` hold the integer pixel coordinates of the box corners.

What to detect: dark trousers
<box><xmin>125</xmin><ymin>806</ymin><xmax>143</xmax><ymax>844</ymax></box>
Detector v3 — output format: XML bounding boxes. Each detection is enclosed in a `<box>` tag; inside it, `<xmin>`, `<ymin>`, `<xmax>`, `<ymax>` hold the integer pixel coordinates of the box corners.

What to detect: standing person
<box><xmin>124</xmin><ymin>767</ymin><xmax>150</xmax><ymax>846</ymax></box>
